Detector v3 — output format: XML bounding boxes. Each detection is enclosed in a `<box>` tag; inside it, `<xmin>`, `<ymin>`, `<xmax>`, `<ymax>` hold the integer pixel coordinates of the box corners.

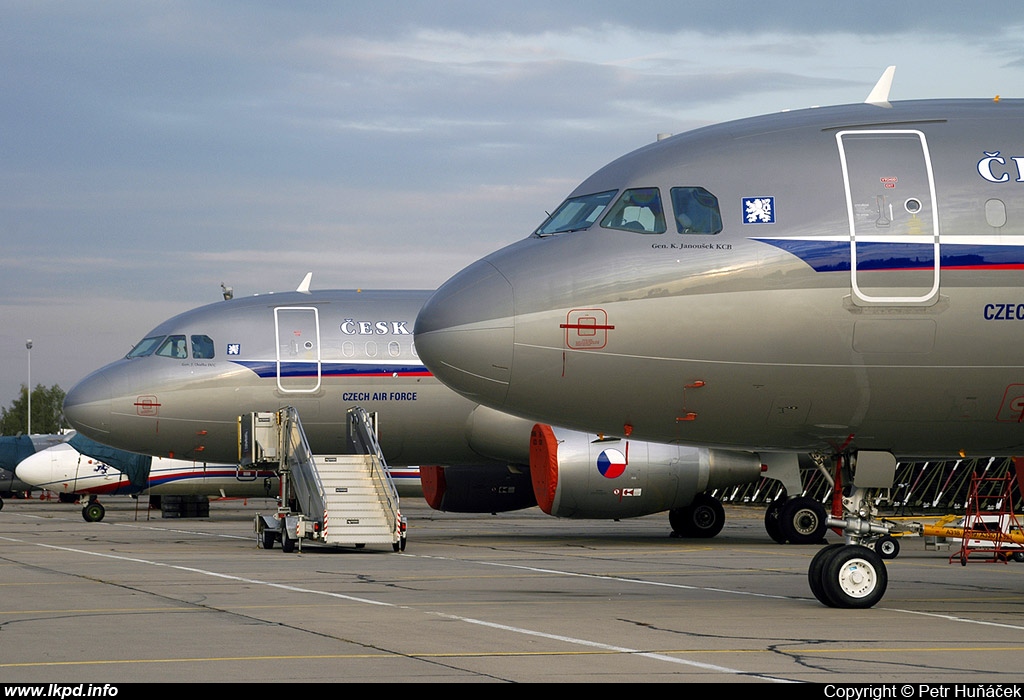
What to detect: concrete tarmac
<box><xmin>1</xmin><ymin>495</ymin><xmax>1022</xmax><ymax>684</ymax></box>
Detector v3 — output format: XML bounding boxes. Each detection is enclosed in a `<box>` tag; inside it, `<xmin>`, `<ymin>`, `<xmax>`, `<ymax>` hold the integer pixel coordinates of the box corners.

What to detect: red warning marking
<box><xmin>562</xmin><ymin>309</ymin><xmax>613</xmax><ymax>350</ymax></box>
<box><xmin>134</xmin><ymin>395</ymin><xmax>160</xmax><ymax>416</ymax></box>
<box><xmin>559</xmin><ymin>321</ymin><xmax>616</xmax><ymax>331</ymax></box>
<box><xmin>997</xmin><ymin>384</ymin><xmax>1024</xmax><ymax>422</ymax></box>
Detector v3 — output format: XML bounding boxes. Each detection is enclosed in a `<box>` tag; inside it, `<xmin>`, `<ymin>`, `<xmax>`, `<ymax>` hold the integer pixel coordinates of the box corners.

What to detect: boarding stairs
<box><xmin>245</xmin><ymin>406</ymin><xmax>406</xmax><ymax>552</ymax></box>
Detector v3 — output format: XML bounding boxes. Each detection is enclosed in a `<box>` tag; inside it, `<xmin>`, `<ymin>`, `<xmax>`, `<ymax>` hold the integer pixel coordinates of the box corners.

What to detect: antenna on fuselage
<box><xmin>296</xmin><ymin>272</ymin><xmax>313</xmax><ymax>294</ymax></box>
<box><xmin>221</xmin><ymin>282</ymin><xmax>233</xmax><ymax>300</ymax></box>
<box><xmin>865</xmin><ymin>65</ymin><xmax>896</xmax><ymax>108</ymax></box>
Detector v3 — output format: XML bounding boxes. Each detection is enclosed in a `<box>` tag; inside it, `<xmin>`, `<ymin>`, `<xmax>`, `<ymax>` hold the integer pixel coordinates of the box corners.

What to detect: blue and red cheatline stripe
<box><xmin>753</xmin><ymin>238</ymin><xmax>1024</xmax><ymax>273</ymax></box>
<box><xmin>233</xmin><ymin>361</ymin><xmax>431</xmax><ymax>379</ymax></box>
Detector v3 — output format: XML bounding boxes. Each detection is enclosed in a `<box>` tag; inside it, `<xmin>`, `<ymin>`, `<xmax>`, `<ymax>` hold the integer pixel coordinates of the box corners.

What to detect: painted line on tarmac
<box><xmin>463</xmin><ymin>557</ymin><xmax>794</xmax><ymax>600</ymax></box>
<box><xmin>888</xmin><ymin>608</ymin><xmax>1024</xmax><ymax>631</ymax></box>
<box><xmin>10</xmin><ymin>510</ymin><xmax>254</xmax><ymax>540</ymax></box>
<box><xmin>458</xmin><ymin>559</ymin><xmax>1024</xmax><ymax>632</ymax></box>
<box><xmin>0</xmin><ymin>534</ymin><xmax>792</xmax><ymax>682</ymax></box>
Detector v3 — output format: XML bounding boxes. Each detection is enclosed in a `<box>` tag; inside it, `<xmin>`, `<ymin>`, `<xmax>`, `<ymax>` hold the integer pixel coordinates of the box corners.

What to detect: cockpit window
<box><xmin>600</xmin><ymin>187</ymin><xmax>666</xmax><ymax>233</ymax></box>
<box><xmin>155</xmin><ymin>335</ymin><xmax>189</xmax><ymax>359</ymax></box>
<box><xmin>191</xmin><ymin>335</ymin><xmax>214</xmax><ymax>359</ymax></box>
<box><xmin>671</xmin><ymin>186</ymin><xmax>723</xmax><ymax>234</ymax></box>
<box><xmin>535</xmin><ymin>190</ymin><xmax>617</xmax><ymax>235</ymax></box>
<box><xmin>126</xmin><ymin>335</ymin><xmax>166</xmax><ymax>359</ymax></box>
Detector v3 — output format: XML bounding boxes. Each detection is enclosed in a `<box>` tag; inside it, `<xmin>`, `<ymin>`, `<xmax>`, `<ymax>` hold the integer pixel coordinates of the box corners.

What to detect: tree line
<box><xmin>0</xmin><ymin>384</ymin><xmax>69</xmax><ymax>435</ymax></box>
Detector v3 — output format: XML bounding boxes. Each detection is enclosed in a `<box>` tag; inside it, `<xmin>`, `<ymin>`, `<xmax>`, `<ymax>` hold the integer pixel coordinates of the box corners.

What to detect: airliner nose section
<box><xmin>14</xmin><ymin>450</ymin><xmax>51</xmax><ymax>488</ymax></box>
<box><xmin>63</xmin><ymin>370</ymin><xmax>113</xmax><ymax>438</ymax></box>
<box><xmin>415</xmin><ymin>259</ymin><xmax>514</xmax><ymax>407</ymax></box>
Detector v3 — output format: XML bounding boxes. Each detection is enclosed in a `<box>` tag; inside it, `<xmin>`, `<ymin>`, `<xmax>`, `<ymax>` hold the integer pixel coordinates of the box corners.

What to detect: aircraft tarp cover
<box><xmin>69</xmin><ymin>433</ymin><xmax>151</xmax><ymax>489</ymax></box>
<box><xmin>0</xmin><ymin>434</ymin><xmax>69</xmax><ymax>471</ymax></box>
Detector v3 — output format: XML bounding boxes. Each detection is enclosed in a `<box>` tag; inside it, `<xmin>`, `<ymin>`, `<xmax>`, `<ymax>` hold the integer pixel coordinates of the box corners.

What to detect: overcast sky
<box><xmin>3</xmin><ymin>1</ymin><xmax>1024</xmax><ymax>414</ymax></box>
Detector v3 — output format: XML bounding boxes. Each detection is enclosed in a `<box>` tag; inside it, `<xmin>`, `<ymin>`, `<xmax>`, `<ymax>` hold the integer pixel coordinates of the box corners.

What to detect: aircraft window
<box><xmin>535</xmin><ymin>190</ymin><xmax>617</xmax><ymax>235</ymax></box>
<box><xmin>985</xmin><ymin>199</ymin><xmax>1007</xmax><ymax>228</ymax></box>
<box><xmin>126</xmin><ymin>335</ymin><xmax>166</xmax><ymax>359</ymax></box>
<box><xmin>155</xmin><ymin>335</ymin><xmax>189</xmax><ymax>359</ymax></box>
<box><xmin>671</xmin><ymin>186</ymin><xmax>723</xmax><ymax>234</ymax></box>
<box><xmin>191</xmin><ymin>335</ymin><xmax>214</xmax><ymax>359</ymax></box>
<box><xmin>600</xmin><ymin>188</ymin><xmax>666</xmax><ymax>233</ymax></box>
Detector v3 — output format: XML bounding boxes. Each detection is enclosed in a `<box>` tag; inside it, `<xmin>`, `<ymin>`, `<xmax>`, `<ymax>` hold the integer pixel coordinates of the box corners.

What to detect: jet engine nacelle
<box><xmin>419</xmin><ymin>464</ymin><xmax>537</xmax><ymax>513</ymax></box>
<box><xmin>530</xmin><ymin>424</ymin><xmax>763</xmax><ymax>519</ymax></box>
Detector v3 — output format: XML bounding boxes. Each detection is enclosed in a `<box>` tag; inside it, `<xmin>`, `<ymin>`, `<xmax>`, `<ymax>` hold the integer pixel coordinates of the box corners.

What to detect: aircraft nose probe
<box><xmin>63</xmin><ymin>370</ymin><xmax>114</xmax><ymax>437</ymax></box>
<box><xmin>414</xmin><ymin>258</ymin><xmax>515</xmax><ymax>407</ymax></box>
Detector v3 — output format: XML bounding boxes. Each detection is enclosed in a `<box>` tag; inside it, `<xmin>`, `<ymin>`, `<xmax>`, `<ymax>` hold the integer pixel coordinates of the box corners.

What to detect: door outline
<box><xmin>275</xmin><ymin>306</ymin><xmax>322</xmax><ymax>393</ymax></box>
<box><xmin>836</xmin><ymin>129</ymin><xmax>941</xmax><ymax>305</ymax></box>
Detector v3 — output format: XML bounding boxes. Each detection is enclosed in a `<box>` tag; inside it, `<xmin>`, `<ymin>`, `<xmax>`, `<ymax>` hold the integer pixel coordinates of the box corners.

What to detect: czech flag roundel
<box><xmin>597</xmin><ymin>449</ymin><xmax>627</xmax><ymax>479</ymax></box>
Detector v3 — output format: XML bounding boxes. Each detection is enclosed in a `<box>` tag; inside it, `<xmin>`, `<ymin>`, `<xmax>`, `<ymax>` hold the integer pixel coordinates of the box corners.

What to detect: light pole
<box><xmin>26</xmin><ymin>339</ymin><xmax>32</xmax><ymax>435</ymax></box>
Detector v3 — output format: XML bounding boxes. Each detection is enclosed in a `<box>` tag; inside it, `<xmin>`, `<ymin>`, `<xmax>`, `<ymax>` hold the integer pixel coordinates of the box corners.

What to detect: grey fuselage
<box><xmin>62</xmin><ymin>290</ymin><xmax>765</xmax><ymax>520</ymax></box>
<box><xmin>415</xmin><ymin>99</ymin><xmax>1024</xmax><ymax>459</ymax></box>
<box><xmin>63</xmin><ymin>290</ymin><xmax>530</xmax><ymax>466</ymax></box>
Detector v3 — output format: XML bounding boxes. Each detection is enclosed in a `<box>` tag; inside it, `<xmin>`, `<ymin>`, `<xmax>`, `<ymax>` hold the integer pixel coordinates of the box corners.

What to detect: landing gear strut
<box><xmin>807</xmin><ymin>451</ymin><xmax>899</xmax><ymax>608</ymax></box>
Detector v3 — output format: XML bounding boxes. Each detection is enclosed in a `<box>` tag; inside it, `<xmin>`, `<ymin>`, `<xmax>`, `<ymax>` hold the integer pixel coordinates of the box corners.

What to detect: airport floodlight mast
<box><xmin>26</xmin><ymin>339</ymin><xmax>32</xmax><ymax>435</ymax></box>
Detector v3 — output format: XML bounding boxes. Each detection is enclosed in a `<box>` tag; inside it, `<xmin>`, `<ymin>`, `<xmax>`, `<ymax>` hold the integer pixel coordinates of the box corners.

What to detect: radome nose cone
<box><xmin>63</xmin><ymin>370</ymin><xmax>112</xmax><ymax>437</ymax></box>
<box><xmin>14</xmin><ymin>451</ymin><xmax>48</xmax><ymax>486</ymax></box>
<box><xmin>415</xmin><ymin>259</ymin><xmax>514</xmax><ymax>407</ymax></box>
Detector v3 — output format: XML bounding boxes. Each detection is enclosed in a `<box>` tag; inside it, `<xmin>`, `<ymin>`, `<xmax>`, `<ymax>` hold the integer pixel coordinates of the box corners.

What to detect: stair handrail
<box><xmin>346</xmin><ymin>406</ymin><xmax>401</xmax><ymax>517</ymax></box>
<box><xmin>277</xmin><ymin>406</ymin><xmax>326</xmax><ymax>512</ymax></box>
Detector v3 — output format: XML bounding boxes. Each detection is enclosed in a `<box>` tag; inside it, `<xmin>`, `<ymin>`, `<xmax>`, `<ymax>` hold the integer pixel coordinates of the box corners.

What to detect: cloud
<box><xmin>3</xmin><ymin>1</ymin><xmax>1024</xmax><ymax>405</ymax></box>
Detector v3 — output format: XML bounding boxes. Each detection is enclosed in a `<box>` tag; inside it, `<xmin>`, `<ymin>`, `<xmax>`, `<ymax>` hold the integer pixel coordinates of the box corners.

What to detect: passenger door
<box><xmin>836</xmin><ymin>129</ymin><xmax>940</xmax><ymax>306</ymax></box>
<box><xmin>275</xmin><ymin>306</ymin><xmax>321</xmax><ymax>393</ymax></box>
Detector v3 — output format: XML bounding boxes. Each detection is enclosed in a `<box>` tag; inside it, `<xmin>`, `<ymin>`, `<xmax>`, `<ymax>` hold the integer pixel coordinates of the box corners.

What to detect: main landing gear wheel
<box><xmin>669</xmin><ymin>493</ymin><xmax>725</xmax><ymax>538</ymax></box>
<box><xmin>874</xmin><ymin>535</ymin><xmax>900</xmax><ymax>560</ymax></box>
<box><xmin>809</xmin><ymin>544</ymin><xmax>888</xmax><ymax>609</ymax></box>
<box><xmin>82</xmin><ymin>502</ymin><xmax>105</xmax><ymax>522</ymax></box>
<box><xmin>764</xmin><ymin>499</ymin><xmax>786</xmax><ymax>544</ymax></box>
<box><xmin>779</xmin><ymin>496</ymin><xmax>828</xmax><ymax>544</ymax></box>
